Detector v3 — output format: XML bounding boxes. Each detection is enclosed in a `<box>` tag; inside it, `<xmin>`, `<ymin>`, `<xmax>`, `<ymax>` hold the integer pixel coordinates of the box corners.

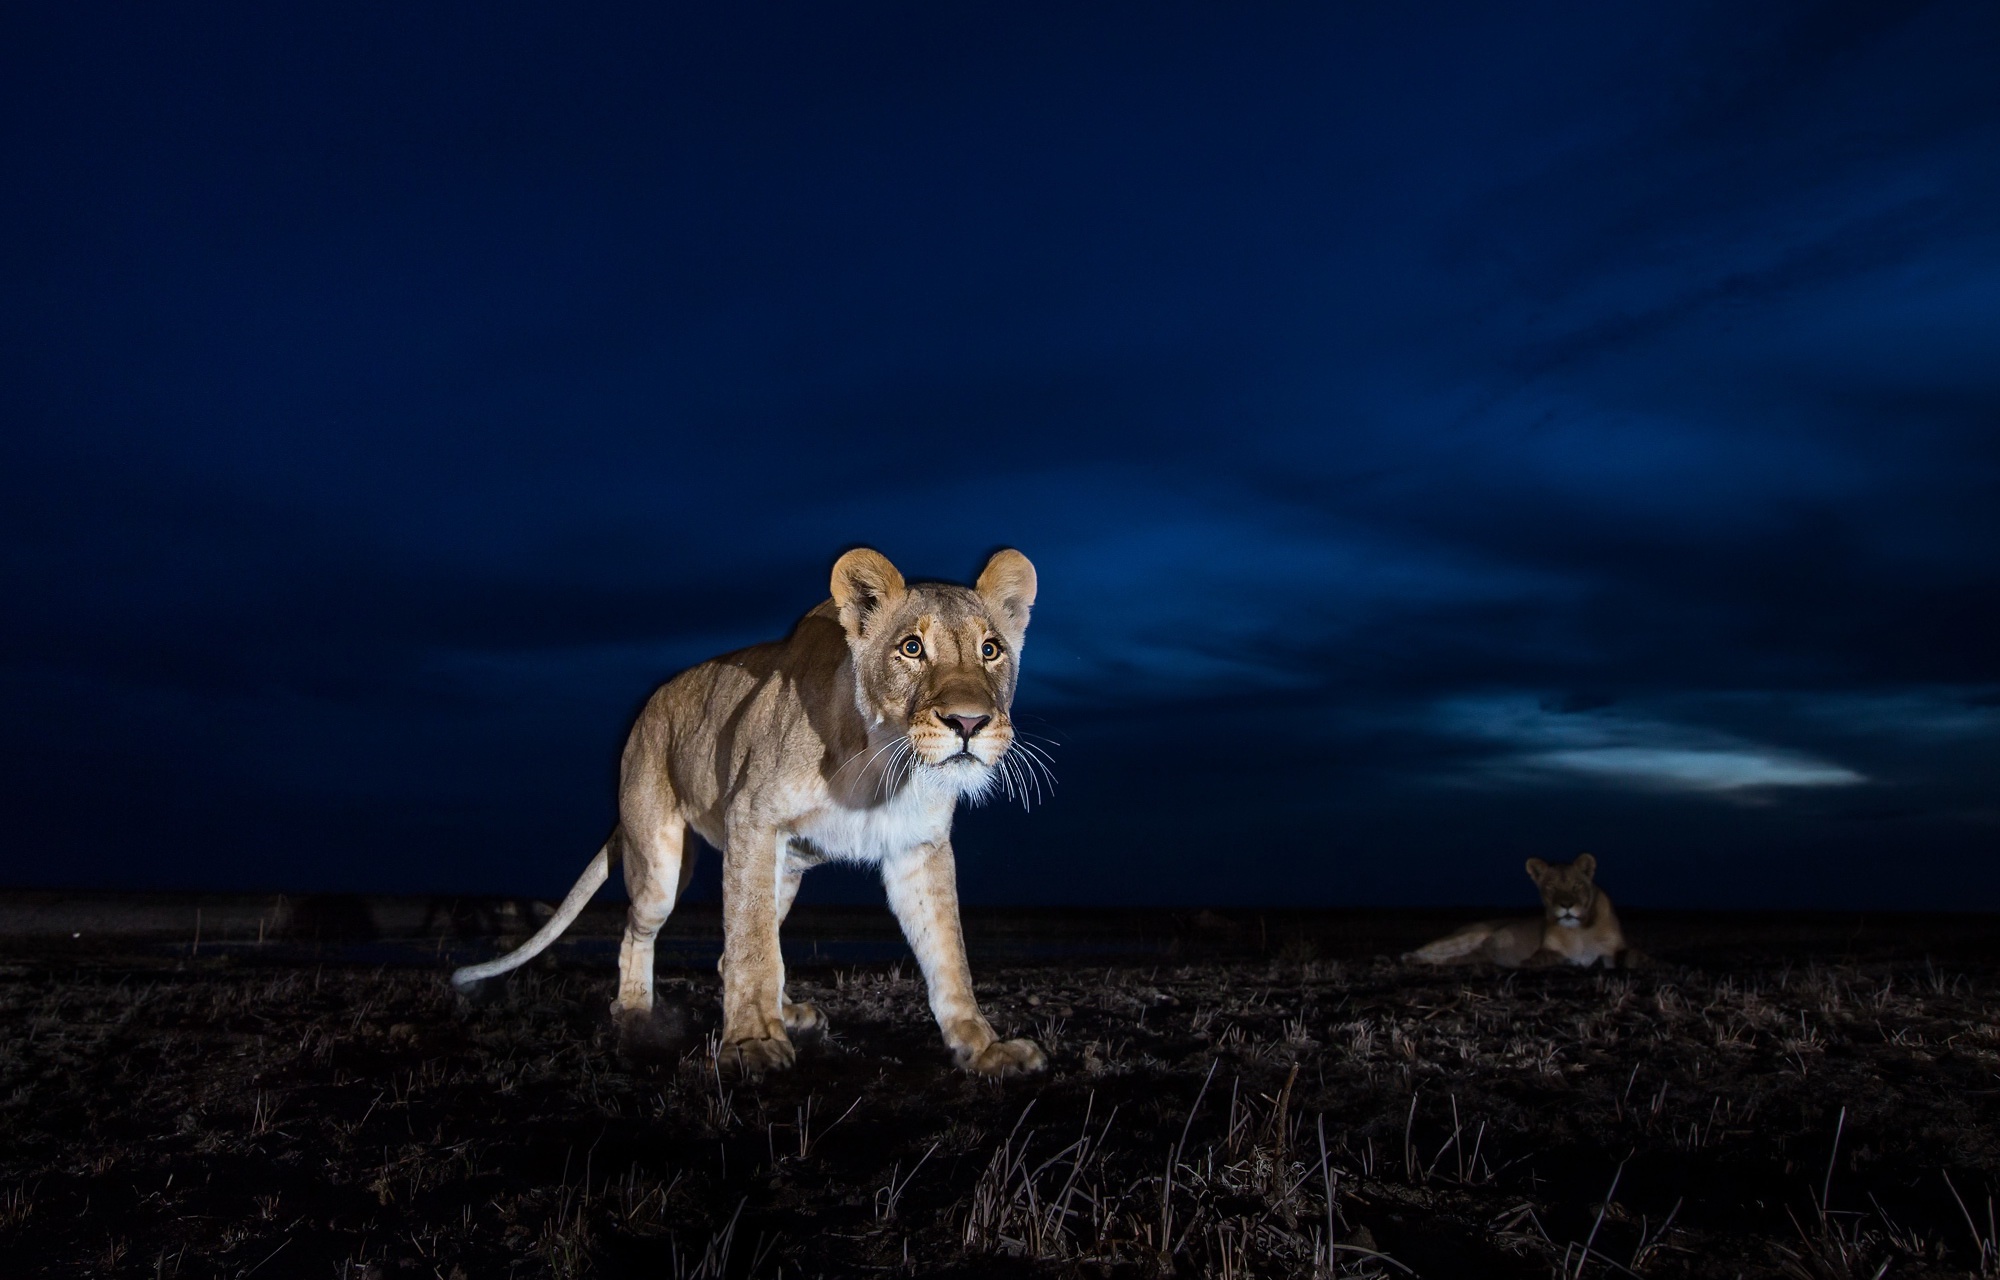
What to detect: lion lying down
<box><xmin>452</xmin><ymin>548</ymin><xmax>1048</xmax><ymax>1080</ymax></box>
<box><xmin>1405</xmin><ymin>854</ymin><xmax>1644</xmax><ymax>970</ymax></box>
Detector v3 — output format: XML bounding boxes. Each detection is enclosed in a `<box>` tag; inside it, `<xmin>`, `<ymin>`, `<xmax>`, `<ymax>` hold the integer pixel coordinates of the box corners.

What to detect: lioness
<box><xmin>452</xmin><ymin>548</ymin><xmax>1048</xmax><ymax>1079</ymax></box>
<box><xmin>1404</xmin><ymin>854</ymin><xmax>1640</xmax><ymax>969</ymax></box>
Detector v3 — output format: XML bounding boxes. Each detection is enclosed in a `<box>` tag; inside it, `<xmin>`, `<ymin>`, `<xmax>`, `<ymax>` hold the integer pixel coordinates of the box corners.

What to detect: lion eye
<box><xmin>899</xmin><ymin>636</ymin><xmax>924</xmax><ymax>659</ymax></box>
<box><xmin>980</xmin><ymin>639</ymin><xmax>1001</xmax><ymax>661</ymax></box>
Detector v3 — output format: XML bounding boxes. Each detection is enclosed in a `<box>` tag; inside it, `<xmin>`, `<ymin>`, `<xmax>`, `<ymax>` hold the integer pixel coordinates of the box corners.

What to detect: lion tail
<box><xmin>450</xmin><ymin>838</ymin><xmax>618</xmax><ymax>989</ymax></box>
<box><xmin>1403</xmin><ymin>925</ymin><xmax>1493</xmax><ymax>965</ymax></box>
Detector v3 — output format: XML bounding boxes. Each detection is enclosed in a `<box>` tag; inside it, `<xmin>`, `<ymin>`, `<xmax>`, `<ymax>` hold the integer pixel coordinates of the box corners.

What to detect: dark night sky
<box><xmin>4</xmin><ymin>3</ymin><xmax>1997</xmax><ymax>909</ymax></box>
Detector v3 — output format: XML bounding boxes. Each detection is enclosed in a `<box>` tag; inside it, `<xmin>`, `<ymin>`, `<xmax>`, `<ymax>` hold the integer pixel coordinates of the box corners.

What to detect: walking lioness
<box><xmin>452</xmin><ymin>548</ymin><xmax>1048</xmax><ymax>1079</ymax></box>
<box><xmin>1404</xmin><ymin>854</ymin><xmax>1641</xmax><ymax>969</ymax></box>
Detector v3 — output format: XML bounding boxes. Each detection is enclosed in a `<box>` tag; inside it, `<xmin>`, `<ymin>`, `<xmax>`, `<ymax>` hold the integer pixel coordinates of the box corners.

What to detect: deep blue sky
<box><xmin>4</xmin><ymin>3</ymin><xmax>1997</xmax><ymax>909</ymax></box>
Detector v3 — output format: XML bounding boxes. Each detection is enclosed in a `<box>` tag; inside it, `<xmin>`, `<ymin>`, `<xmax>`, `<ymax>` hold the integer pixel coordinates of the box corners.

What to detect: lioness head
<box><xmin>829</xmin><ymin>547</ymin><xmax>1037</xmax><ymax>797</ymax></box>
<box><xmin>1525</xmin><ymin>854</ymin><xmax>1598</xmax><ymax>929</ymax></box>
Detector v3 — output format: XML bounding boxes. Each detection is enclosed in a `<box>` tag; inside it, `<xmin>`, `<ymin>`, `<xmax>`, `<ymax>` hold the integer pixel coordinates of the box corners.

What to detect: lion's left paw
<box><xmin>717</xmin><ymin>1034</ymin><xmax>795</xmax><ymax>1081</ymax></box>
<box><xmin>961</xmin><ymin>1037</ymin><xmax>1047</xmax><ymax>1078</ymax></box>
<box><xmin>781</xmin><ymin>1000</ymin><xmax>828</xmax><ymax>1045</ymax></box>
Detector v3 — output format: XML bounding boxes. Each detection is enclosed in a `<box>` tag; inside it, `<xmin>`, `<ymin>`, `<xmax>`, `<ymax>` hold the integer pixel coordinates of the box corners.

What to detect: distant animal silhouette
<box><xmin>420</xmin><ymin>896</ymin><xmax>552</xmax><ymax>941</ymax></box>
<box><xmin>451</xmin><ymin>548</ymin><xmax>1049</xmax><ymax>1081</ymax></box>
<box><xmin>1404</xmin><ymin>854</ymin><xmax>1643</xmax><ymax>969</ymax></box>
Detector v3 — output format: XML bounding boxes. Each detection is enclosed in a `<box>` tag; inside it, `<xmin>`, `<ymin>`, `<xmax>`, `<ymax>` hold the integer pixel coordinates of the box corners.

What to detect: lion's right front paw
<box><xmin>717</xmin><ymin>1034</ymin><xmax>796</xmax><ymax>1080</ymax></box>
<box><xmin>961</xmin><ymin>1037</ymin><xmax>1047</xmax><ymax>1078</ymax></box>
<box><xmin>781</xmin><ymin>999</ymin><xmax>828</xmax><ymax>1044</ymax></box>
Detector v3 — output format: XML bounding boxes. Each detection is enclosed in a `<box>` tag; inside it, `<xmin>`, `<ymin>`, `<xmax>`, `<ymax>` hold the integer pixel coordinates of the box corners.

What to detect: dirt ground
<box><xmin>3</xmin><ymin>909</ymin><xmax>1999</xmax><ymax>1278</ymax></box>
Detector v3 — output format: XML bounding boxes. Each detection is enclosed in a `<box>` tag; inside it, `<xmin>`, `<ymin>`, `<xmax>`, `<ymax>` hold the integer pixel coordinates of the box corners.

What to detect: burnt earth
<box><xmin>3</xmin><ymin>914</ymin><xmax>1999</xmax><ymax>1278</ymax></box>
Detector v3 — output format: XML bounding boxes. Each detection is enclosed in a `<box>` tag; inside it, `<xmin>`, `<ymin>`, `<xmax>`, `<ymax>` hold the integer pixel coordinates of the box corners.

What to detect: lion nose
<box><xmin>940</xmin><ymin>712</ymin><xmax>990</xmax><ymax>742</ymax></box>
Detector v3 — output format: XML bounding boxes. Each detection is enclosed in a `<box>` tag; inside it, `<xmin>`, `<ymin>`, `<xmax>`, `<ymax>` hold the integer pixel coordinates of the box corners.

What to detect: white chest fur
<box><xmin>792</xmin><ymin>771</ymin><xmax>960</xmax><ymax>864</ymax></box>
<box><xmin>1546</xmin><ymin>923</ymin><xmax>1618</xmax><ymax>965</ymax></box>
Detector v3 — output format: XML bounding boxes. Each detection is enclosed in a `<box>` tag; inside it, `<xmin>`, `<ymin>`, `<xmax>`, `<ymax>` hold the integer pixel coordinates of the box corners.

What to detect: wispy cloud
<box><xmin>1792</xmin><ymin>689</ymin><xmax>2000</xmax><ymax>741</ymax></box>
<box><xmin>1514</xmin><ymin>746</ymin><xmax>1861</xmax><ymax>792</ymax></box>
<box><xmin>1434</xmin><ymin>693</ymin><xmax>1866</xmax><ymax>794</ymax></box>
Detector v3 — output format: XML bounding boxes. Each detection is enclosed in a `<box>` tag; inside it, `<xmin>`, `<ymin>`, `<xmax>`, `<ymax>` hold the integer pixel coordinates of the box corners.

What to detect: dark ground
<box><xmin>3</xmin><ymin>900</ymin><xmax>1999</xmax><ymax>1278</ymax></box>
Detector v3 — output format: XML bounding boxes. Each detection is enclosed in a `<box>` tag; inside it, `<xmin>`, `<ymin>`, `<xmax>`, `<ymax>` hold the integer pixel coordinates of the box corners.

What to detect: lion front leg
<box><xmin>883</xmin><ymin>840</ymin><xmax>1045</xmax><ymax>1078</ymax></box>
<box><xmin>773</xmin><ymin>854</ymin><xmax>828</xmax><ymax>1043</ymax></box>
<box><xmin>717</xmin><ymin>823</ymin><xmax>794</xmax><ymax>1079</ymax></box>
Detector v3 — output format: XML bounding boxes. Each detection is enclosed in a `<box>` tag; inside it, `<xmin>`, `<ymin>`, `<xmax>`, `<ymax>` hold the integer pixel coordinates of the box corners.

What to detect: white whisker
<box><xmin>830</xmin><ymin>737</ymin><xmax>886</xmax><ymax>783</ymax></box>
<box><xmin>835</xmin><ymin>734</ymin><xmax>906</xmax><ymax>796</ymax></box>
<box><xmin>992</xmin><ymin>751</ymin><xmax>1035</xmax><ymax>811</ymax></box>
<box><xmin>871</xmin><ymin>740</ymin><xmax>910</xmax><ymax>800</ymax></box>
<box><xmin>1014</xmin><ymin>739</ymin><xmax>1059</xmax><ymax>774</ymax></box>
<box><xmin>1007</xmin><ymin>738</ymin><xmax>1059</xmax><ymax>803</ymax></box>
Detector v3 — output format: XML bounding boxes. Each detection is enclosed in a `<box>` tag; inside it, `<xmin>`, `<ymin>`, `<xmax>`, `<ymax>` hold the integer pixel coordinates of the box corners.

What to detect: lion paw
<box><xmin>960</xmin><ymin>1037</ymin><xmax>1047</xmax><ymax>1078</ymax></box>
<box><xmin>781</xmin><ymin>1000</ymin><xmax>828</xmax><ymax>1044</ymax></box>
<box><xmin>717</xmin><ymin>1034</ymin><xmax>796</xmax><ymax>1080</ymax></box>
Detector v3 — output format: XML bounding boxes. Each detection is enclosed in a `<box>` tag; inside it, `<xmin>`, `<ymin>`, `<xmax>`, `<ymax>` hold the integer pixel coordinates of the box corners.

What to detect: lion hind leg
<box><xmin>1404</xmin><ymin>924</ymin><xmax>1497</xmax><ymax>965</ymax></box>
<box><xmin>450</xmin><ymin>838</ymin><xmax>616</xmax><ymax>988</ymax></box>
<box><xmin>614</xmin><ymin>818</ymin><xmax>689</xmax><ymax>1020</ymax></box>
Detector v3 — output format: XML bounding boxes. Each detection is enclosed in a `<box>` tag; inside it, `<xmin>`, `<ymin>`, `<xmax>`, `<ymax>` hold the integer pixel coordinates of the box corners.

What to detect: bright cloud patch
<box><xmin>1435</xmin><ymin>694</ymin><xmax>1866</xmax><ymax>794</ymax></box>
<box><xmin>1521</xmin><ymin>747</ymin><xmax>1863</xmax><ymax>792</ymax></box>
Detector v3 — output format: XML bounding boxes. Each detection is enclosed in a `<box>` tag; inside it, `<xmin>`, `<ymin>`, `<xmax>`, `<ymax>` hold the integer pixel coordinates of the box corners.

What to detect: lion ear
<box><xmin>975</xmin><ymin>548</ymin><xmax>1037</xmax><ymax>640</ymax></box>
<box><xmin>830</xmin><ymin>548</ymin><xmax>906</xmax><ymax>640</ymax></box>
<box><xmin>1524</xmin><ymin>858</ymin><xmax>1549</xmax><ymax>883</ymax></box>
<box><xmin>1574</xmin><ymin>853</ymin><xmax>1597</xmax><ymax>880</ymax></box>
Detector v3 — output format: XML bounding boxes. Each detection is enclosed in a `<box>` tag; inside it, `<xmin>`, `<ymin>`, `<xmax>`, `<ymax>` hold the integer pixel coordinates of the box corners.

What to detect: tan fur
<box><xmin>453</xmin><ymin>548</ymin><xmax>1047</xmax><ymax>1079</ymax></box>
<box><xmin>1404</xmin><ymin>854</ymin><xmax>1641</xmax><ymax>970</ymax></box>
